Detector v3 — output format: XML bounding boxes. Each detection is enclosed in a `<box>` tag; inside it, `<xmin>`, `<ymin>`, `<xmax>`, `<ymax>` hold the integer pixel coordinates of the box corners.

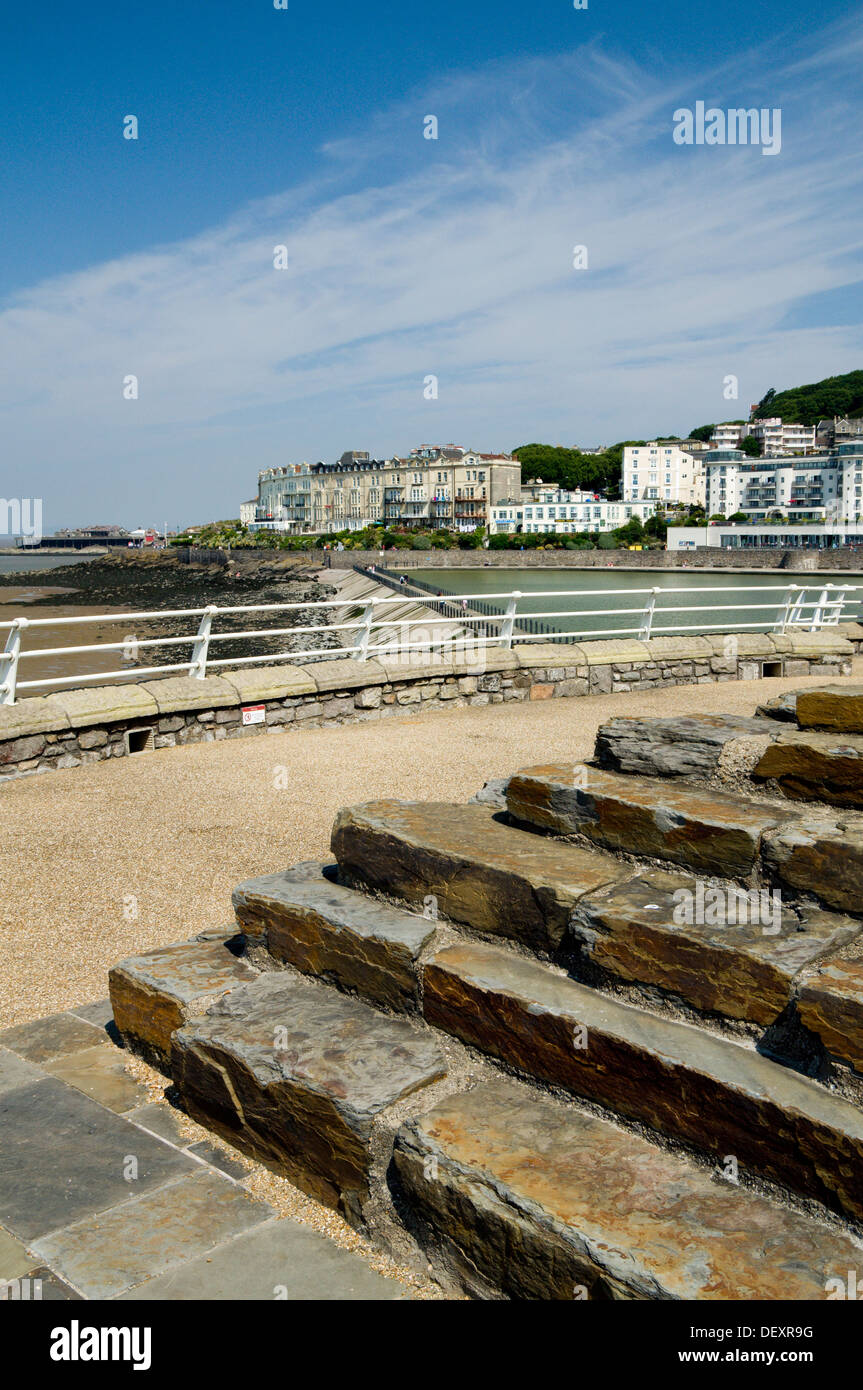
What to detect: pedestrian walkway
<box><xmin>0</xmin><ymin>1001</ymin><xmax>416</xmax><ymax>1300</ymax></box>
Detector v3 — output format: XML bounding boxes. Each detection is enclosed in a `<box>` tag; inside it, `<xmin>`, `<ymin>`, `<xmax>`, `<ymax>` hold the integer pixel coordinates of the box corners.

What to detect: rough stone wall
<box><xmin>311</xmin><ymin>548</ymin><xmax>863</xmax><ymax>572</ymax></box>
<box><xmin>0</xmin><ymin>631</ymin><xmax>855</xmax><ymax>783</ymax></box>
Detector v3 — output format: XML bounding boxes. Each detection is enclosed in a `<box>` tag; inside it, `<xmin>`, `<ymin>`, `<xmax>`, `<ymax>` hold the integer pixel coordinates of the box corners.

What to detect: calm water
<box><xmin>0</xmin><ymin>553</ymin><xmax>131</xmax><ymax>690</ymax></box>
<box><xmin>413</xmin><ymin>567</ymin><xmax>863</xmax><ymax>639</ymax></box>
<box><xmin>0</xmin><ymin>552</ymin><xmax>100</xmax><ymax>576</ymax></box>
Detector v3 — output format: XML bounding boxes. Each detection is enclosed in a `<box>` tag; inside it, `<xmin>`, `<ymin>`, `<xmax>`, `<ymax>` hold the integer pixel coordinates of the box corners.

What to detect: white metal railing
<box><xmin>0</xmin><ymin>581</ymin><xmax>858</xmax><ymax>705</ymax></box>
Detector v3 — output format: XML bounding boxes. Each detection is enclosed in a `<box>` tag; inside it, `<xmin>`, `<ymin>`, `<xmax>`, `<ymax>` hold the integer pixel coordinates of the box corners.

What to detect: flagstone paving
<box><xmin>0</xmin><ymin>1004</ymin><xmax>418</xmax><ymax>1301</ymax></box>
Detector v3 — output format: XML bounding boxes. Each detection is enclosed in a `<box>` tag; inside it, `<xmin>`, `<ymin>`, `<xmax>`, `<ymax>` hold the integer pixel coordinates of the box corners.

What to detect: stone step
<box><xmin>796</xmin><ymin>685</ymin><xmax>863</xmax><ymax>734</ymax></box>
<box><xmin>753</xmin><ymin>730</ymin><xmax>863</xmax><ymax>808</ymax></box>
<box><xmin>232</xmin><ymin>862</ymin><xmax>437</xmax><ymax>1012</ymax></box>
<box><xmin>595</xmin><ymin>714</ymin><xmax>780</xmax><ymax>779</ymax></box>
<box><xmin>421</xmin><ymin>939</ymin><xmax>863</xmax><ymax>1222</ymax></box>
<box><xmin>330</xmin><ymin>800</ymin><xmax>627</xmax><ymax>955</ymax></box>
<box><xmin>755</xmin><ymin>686</ymin><xmax>863</xmax><ymax>729</ymax></box>
<box><xmin>108</xmin><ymin>935</ymin><xmax>260</xmax><ymax>1072</ymax></box>
<box><xmin>171</xmin><ymin>972</ymin><xmax>446</xmax><ymax>1227</ymax></box>
<box><xmin>506</xmin><ymin>762</ymin><xmax>798</xmax><ymax>880</ymax></box>
<box><xmin>393</xmin><ymin>1080</ymin><xmax>863</xmax><ymax>1300</ymax></box>
<box><xmin>755</xmin><ymin>691</ymin><xmax>800</xmax><ymax>722</ymax></box>
<box><xmin>797</xmin><ymin>960</ymin><xmax>863</xmax><ymax>1075</ymax></box>
<box><xmin>762</xmin><ymin>813</ymin><xmax>863</xmax><ymax>915</ymax></box>
<box><xmin>568</xmin><ymin>868</ymin><xmax>860</xmax><ymax>1027</ymax></box>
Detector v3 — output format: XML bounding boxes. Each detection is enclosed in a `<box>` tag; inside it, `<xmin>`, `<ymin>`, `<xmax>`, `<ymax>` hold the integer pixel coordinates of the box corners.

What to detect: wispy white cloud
<box><xmin>2</xmin><ymin>17</ymin><xmax>863</xmax><ymax>528</ymax></box>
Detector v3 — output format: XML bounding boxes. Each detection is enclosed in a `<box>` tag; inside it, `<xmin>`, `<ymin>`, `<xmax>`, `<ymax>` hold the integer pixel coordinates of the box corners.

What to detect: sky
<box><xmin>2</xmin><ymin>0</ymin><xmax>863</xmax><ymax>532</ymax></box>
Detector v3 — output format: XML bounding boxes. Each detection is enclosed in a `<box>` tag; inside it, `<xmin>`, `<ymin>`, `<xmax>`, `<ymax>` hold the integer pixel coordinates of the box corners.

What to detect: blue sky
<box><xmin>2</xmin><ymin>0</ymin><xmax>863</xmax><ymax>531</ymax></box>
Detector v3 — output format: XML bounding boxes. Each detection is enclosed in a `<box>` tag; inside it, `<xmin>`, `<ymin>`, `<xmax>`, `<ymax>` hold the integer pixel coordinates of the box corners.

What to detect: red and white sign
<box><xmin>241</xmin><ymin>704</ymin><xmax>266</xmax><ymax>726</ymax></box>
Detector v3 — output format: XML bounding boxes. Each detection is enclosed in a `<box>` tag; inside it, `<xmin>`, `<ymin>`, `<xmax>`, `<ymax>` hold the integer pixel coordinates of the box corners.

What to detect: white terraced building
<box><xmin>491</xmin><ymin>487</ymin><xmax>658</xmax><ymax>535</ymax></box>
<box><xmin>703</xmin><ymin>443</ymin><xmax>863</xmax><ymax>523</ymax></box>
<box><xmin>622</xmin><ymin>442</ymin><xmax>706</xmax><ymax>507</ymax></box>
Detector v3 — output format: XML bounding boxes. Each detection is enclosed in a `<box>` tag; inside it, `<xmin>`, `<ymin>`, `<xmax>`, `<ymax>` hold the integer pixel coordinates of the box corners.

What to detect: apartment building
<box><xmin>746</xmin><ymin>418</ymin><xmax>815</xmax><ymax>457</ymax></box>
<box><xmin>622</xmin><ymin>442</ymin><xmax>706</xmax><ymax>507</ymax></box>
<box><xmin>254</xmin><ymin>447</ymin><xmax>520</xmax><ymax>534</ymax></box>
<box><xmin>709</xmin><ymin>419</ymin><xmax>816</xmax><ymax>456</ymax></box>
<box><xmin>709</xmin><ymin>423</ymin><xmax>747</xmax><ymax>449</ymax></box>
<box><xmin>703</xmin><ymin>443</ymin><xmax>863</xmax><ymax>522</ymax></box>
<box><xmin>491</xmin><ymin>487</ymin><xmax>658</xmax><ymax>536</ymax></box>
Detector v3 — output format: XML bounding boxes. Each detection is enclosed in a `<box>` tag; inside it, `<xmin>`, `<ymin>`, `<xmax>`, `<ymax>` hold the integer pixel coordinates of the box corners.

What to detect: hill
<box><xmin>750</xmin><ymin>370</ymin><xmax>863</xmax><ymax>425</ymax></box>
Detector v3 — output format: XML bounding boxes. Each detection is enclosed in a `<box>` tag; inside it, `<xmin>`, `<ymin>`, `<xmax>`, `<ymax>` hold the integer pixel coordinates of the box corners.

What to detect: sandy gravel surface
<box><xmin>1</xmin><ymin>666</ymin><xmax>858</xmax><ymax>1028</ymax></box>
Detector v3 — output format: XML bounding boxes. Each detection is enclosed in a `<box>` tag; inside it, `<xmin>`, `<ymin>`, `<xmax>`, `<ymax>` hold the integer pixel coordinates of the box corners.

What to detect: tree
<box><xmin>688</xmin><ymin>425</ymin><xmax>715</xmax><ymax>442</ymax></box>
<box><xmin>613</xmin><ymin>517</ymin><xmax>645</xmax><ymax>545</ymax></box>
<box><xmin>740</xmin><ymin>435</ymin><xmax>761</xmax><ymax>457</ymax></box>
<box><xmin>750</xmin><ymin>370</ymin><xmax>863</xmax><ymax>425</ymax></box>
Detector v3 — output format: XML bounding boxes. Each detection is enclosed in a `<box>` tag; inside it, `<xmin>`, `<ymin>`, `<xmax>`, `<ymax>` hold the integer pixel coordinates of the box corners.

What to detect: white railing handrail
<box><xmin>0</xmin><ymin>579</ymin><xmax>857</xmax><ymax>705</ymax></box>
<box><xmin>3</xmin><ymin>581</ymin><xmax>861</xmax><ymax>633</ymax></box>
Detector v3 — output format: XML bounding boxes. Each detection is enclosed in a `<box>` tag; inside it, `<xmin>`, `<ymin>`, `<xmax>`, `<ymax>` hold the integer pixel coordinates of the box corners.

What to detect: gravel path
<box><xmin>1</xmin><ymin>666</ymin><xmax>857</xmax><ymax>1029</ymax></box>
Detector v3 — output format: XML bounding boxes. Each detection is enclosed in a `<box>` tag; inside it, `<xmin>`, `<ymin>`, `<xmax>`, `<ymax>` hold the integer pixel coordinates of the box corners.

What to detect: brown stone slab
<box><xmin>762</xmin><ymin>813</ymin><xmax>863</xmax><ymax>914</ymax></box>
<box><xmin>796</xmin><ymin>686</ymin><xmax>863</xmax><ymax>734</ymax></box>
<box><xmin>394</xmin><ymin>1081</ymin><xmax>863</xmax><ymax>1300</ymax></box>
<box><xmin>171</xmin><ymin>972</ymin><xmax>446</xmax><ymax>1225</ymax></box>
<box><xmin>233</xmin><ymin>864</ymin><xmax>436</xmax><ymax>1011</ymax></box>
<box><xmin>330</xmin><ymin>800</ymin><xmax>626</xmax><ymax>954</ymax></box>
<box><xmin>754</xmin><ymin>730</ymin><xmax>863</xmax><ymax>808</ymax></box>
<box><xmin>44</xmin><ymin>1044</ymin><xmax>151</xmax><ymax>1114</ymax></box>
<box><xmin>508</xmin><ymin>763</ymin><xmax>797</xmax><ymax>879</ymax></box>
<box><xmin>0</xmin><ymin>1227</ymin><xmax>38</xmax><ymax>1280</ymax></box>
<box><xmin>0</xmin><ymin>1012</ymin><xmax>109</xmax><ymax>1065</ymax></box>
<box><xmin>571</xmin><ymin>871</ymin><xmax>861</xmax><ymax>1026</ymax></box>
<box><xmin>798</xmin><ymin>960</ymin><xmax>863</xmax><ymax>1074</ymax></box>
<box><xmin>755</xmin><ymin>691</ymin><xmax>799</xmax><ymax>722</ymax></box>
<box><xmin>595</xmin><ymin>714</ymin><xmax>779</xmax><ymax>778</ymax></box>
<box><xmin>109</xmin><ymin>938</ymin><xmax>259</xmax><ymax>1072</ymax></box>
<box><xmin>421</xmin><ymin>940</ymin><xmax>863</xmax><ymax>1222</ymax></box>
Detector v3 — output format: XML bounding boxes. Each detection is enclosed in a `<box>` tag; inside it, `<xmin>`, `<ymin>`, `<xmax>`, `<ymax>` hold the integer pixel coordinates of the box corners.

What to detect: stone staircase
<box><xmin>106</xmin><ymin>683</ymin><xmax>863</xmax><ymax>1299</ymax></box>
<box><xmin>322</xmin><ymin>567</ymin><xmax>471</xmax><ymax>655</ymax></box>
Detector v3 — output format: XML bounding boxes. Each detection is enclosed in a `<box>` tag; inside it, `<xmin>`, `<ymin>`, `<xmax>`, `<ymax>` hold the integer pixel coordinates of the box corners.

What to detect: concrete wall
<box><xmin>1</xmin><ymin>628</ymin><xmax>858</xmax><ymax>783</ymax></box>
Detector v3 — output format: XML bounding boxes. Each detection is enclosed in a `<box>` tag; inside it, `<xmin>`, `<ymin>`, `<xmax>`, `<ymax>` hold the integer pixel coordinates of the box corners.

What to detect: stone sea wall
<box><xmin>1</xmin><ymin>627</ymin><xmax>859</xmax><ymax>783</ymax></box>
<box><xmin>181</xmin><ymin>546</ymin><xmax>863</xmax><ymax>572</ymax></box>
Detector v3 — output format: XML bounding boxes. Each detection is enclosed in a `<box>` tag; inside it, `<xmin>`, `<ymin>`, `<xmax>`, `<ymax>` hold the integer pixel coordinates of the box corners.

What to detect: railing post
<box><xmin>776</xmin><ymin>583</ymin><xmax>797</xmax><ymax>634</ymax></box>
<box><xmin>831</xmin><ymin>585</ymin><xmax>848</xmax><ymax>627</ymax></box>
<box><xmin>189</xmin><ymin>605</ymin><xmax>217</xmax><ymax>679</ymax></box>
<box><xmin>790</xmin><ymin>587</ymin><xmax>806</xmax><ymax>627</ymax></box>
<box><xmin>499</xmin><ymin>591</ymin><xmax>520</xmax><ymax>649</ymax></box>
<box><xmin>811</xmin><ymin>585</ymin><xmax>830</xmax><ymax>632</ymax></box>
<box><xmin>353</xmin><ymin>601</ymin><xmax>375</xmax><ymax>660</ymax></box>
<box><xmin>0</xmin><ymin>618</ymin><xmax>26</xmax><ymax>706</ymax></box>
<box><xmin>638</xmin><ymin>587</ymin><xmax>660</xmax><ymax>640</ymax></box>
